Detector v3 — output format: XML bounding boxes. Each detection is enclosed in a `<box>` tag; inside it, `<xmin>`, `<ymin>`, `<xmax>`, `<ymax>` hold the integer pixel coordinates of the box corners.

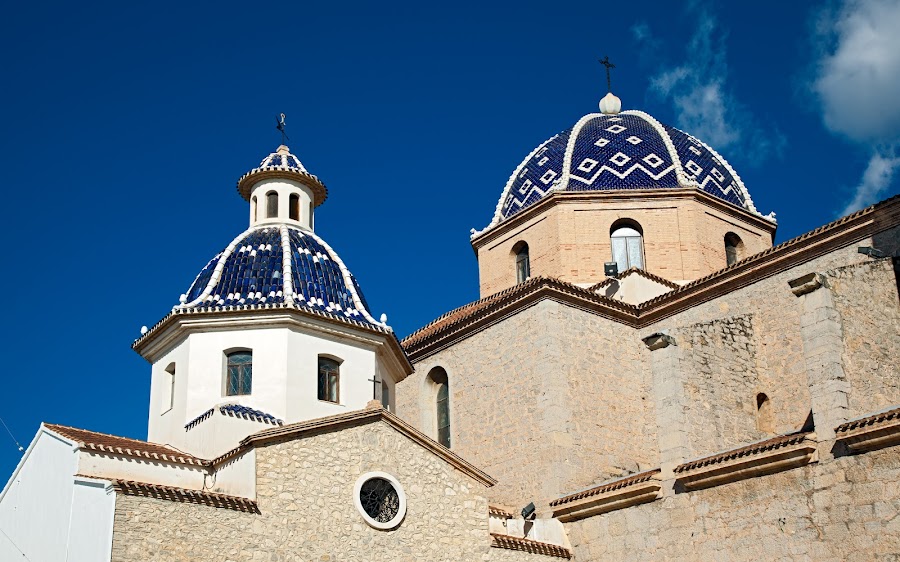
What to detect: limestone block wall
<box><xmin>564</xmin><ymin>444</ymin><xmax>900</xmax><ymax>561</ymax></box>
<box><xmin>396</xmin><ymin>300</ymin><xmax>656</xmax><ymax>509</ymax></box>
<box><xmin>109</xmin><ymin>421</ymin><xmax>550</xmax><ymax>562</ymax></box>
<box><xmin>826</xmin><ymin>258</ymin><xmax>900</xmax><ymax>417</ymax></box>
<box><xmin>674</xmin><ymin>314</ymin><xmax>768</xmax><ymax>456</ymax></box>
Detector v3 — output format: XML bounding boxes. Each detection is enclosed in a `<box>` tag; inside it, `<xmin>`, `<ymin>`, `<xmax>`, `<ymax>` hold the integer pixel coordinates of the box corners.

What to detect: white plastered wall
<box><xmin>250</xmin><ymin>178</ymin><xmax>315</xmax><ymax>229</ymax></box>
<box><xmin>148</xmin><ymin>324</ymin><xmax>400</xmax><ymax>458</ymax></box>
<box><xmin>0</xmin><ymin>428</ymin><xmax>115</xmax><ymax>562</ymax></box>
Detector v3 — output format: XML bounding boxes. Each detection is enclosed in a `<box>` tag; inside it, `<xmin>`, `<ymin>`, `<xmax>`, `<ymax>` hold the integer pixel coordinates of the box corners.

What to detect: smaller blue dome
<box><xmin>179</xmin><ymin>225</ymin><xmax>381</xmax><ymax>327</ymax></box>
<box><xmin>236</xmin><ymin>145</ymin><xmax>328</xmax><ymax>206</ymax></box>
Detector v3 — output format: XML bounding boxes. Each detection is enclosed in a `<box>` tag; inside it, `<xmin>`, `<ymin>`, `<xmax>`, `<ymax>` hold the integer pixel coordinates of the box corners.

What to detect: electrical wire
<box><xmin>0</xmin><ymin>524</ymin><xmax>31</xmax><ymax>560</ymax></box>
<box><xmin>0</xmin><ymin>415</ymin><xmax>24</xmax><ymax>452</ymax></box>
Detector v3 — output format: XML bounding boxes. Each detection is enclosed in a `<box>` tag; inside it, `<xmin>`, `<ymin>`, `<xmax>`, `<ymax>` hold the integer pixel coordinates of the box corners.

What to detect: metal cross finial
<box><xmin>275</xmin><ymin>113</ymin><xmax>289</xmax><ymax>144</ymax></box>
<box><xmin>368</xmin><ymin>374</ymin><xmax>382</xmax><ymax>401</ymax></box>
<box><xmin>599</xmin><ymin>56</ymin><xmax>615</xmax><ymax>92</ymax></box>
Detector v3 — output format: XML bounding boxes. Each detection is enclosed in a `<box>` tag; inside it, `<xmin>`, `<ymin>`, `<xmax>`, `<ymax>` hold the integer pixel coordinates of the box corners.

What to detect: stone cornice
<box><xmin>549</xmin><ymin>469</ymin><xmax>662</xmax><ymax>522</ymax></box>
<box><xmin>133</xmin><ymin>306</ymin><xmax>413</xmax><ymax>379</ymax></box>
<box><xmin>835</xmin><ymin>405</ymin><xmax>900</xmax><ymax>453</ymax></box>
<box><xmin>214</xmin><ymin>405</ymin><xmax>497</xmax><ymax>487</ymax></box>
<box><xmin>673</xmin><ymin>432</ymin><xmax>817</xmax><ymax>492</ymax></box>
<box><xmin>404</xmin><ymin>194</ymin><xmax>900</xmax><ymax>361</ymax></box>
<box><xmin>471</xmin><ymin>188</ymin><xmax>777</xmax><ymax>251</ymax></box>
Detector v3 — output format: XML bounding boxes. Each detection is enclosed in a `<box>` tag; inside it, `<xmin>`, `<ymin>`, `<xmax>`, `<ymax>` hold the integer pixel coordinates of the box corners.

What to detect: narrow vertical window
<box><xmin>266</xmin><ymin>191</ymin><xmax>278</xmax><ymax>219</ymax></box>
<box><xmin>725</xmin><ymin>232</ymin><xmax>744</xmax><ymax>266</ymax></box>
<box><xmin>513</xmin><ymin>242</ymin><xmax>530</xmax><ymax>284</ymax></box>
<box><xmin>309</xmin><ymin>202</ymin><xmax>314</xmax><ymax>228</ymax></box>
<box><xmin>226</xmin><ymin>351</ymin><xmax>252</xmax><ymax>396</ymax></box>
<box><xmin>318</xmin><ymin>357</ymin><xmax>340</xmax><ymax>403</ymax></box>
<box><xmin>428</xmin><ymin>367</ymin><xmax>451</xmax><ymax>448</ymax></box>
<box><xmin>162</xmin><ymin>363</ymin><xmax>176</xmax><ymax>413</ymax></box>
<box><xmin>289</xmin><ymin>194</ymin><xmax>300</xmax><ymax>221</ymax></box>
<box><xmin>381</xmin><ymin>380</ymin><xmax>390</xmax><ymax>410</ymax></box>
<box><xmin>611</xmin><ymin>222</ymin><xmax>644</xmax><ymax>271</ymax></box>
<box><xmin>756</xmin><ymin>393</ymin><xmax>774</xmax><ymax>433</ymax></box>
<box><xmin>251</xmin><ymin>196</ymin><xmax>257</xmax><ymax>222</ymax></box>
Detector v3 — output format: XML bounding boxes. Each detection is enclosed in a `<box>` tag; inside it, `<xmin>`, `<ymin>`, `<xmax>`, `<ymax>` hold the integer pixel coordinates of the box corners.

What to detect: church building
<box><xmin>1</xmin><ymin>85</ymin><xmax>899</xmax><ymax>561</ymax></box>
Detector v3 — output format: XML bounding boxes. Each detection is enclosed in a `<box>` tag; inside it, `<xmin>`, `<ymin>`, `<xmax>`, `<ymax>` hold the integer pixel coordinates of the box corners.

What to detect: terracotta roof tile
<box><xmin>836</xmin><ymin>405</ymin><xmax>900</xmax><ymax>433</ymax></box>
<box><xmin>674</xmin><ymin>431</ymin><xmax>813</xmax><ymax>473</ymax></box>
<box><xmin>490</xmin><ymin>533</ymin><xmax>572</xmax><ymax>559</ymax></box>
<box><xmin>488</xmin><ymin>505</ymin><xmax>514</xmax><ymax>518</ymax></box>
<box><xmin>102</xmin><ymin>478</ymin><xmax>258</xmax><ymax>513</ymax></box>
<box><xmin>45</xmin><ymin>423</ymin><xmax>210</xmax><ymax>466</ymax></box>
<box><xmin>549</xmin><ymin>469</ymin><xmax>661</xmax><ymax>507</ymax></box>
<box><xmin>589</xmin><ymin>268</ymin><xmax>680</xmax><ymax>292</ymax></box>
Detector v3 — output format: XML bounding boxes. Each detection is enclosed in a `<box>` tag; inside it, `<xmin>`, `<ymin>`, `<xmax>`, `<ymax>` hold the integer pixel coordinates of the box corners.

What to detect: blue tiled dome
<box><xmin>236</xmin><ymin>145</ymin><xmax>328</xmax><ymax>205</ymax></box>
<box><xmin>178</xmin><ymin>225</ymin><xmax>381</xmax><ymax>327</ymax></box>
<box><xmin>481</xmin><ymin>111</ymin><xmax>772</xmax><ymax>233</ymax></box>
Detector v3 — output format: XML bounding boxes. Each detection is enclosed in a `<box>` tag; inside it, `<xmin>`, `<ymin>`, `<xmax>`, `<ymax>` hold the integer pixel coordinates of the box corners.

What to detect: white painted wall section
<box><xmin>66</xmin><ymin>477</ymin><xmax>116</xmax><ymax>561</ymax></box>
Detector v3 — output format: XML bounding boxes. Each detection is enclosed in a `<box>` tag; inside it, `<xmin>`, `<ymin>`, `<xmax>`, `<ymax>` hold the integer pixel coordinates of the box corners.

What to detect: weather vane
<box><xmin>276</xmin><ymin>113</ymin><xmax>289</xmax><ymax>144</ymax></box>
<box><xmin>599</xmin><ymin>56</ymin><xmax>615</xmax><ymax>93</ymax></box>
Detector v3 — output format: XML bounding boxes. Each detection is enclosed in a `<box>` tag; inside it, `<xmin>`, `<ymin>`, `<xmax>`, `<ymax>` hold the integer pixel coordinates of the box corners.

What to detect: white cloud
<box><xmin>637</xmin><ymin>8</ymin><xmax>785</xmax><ymax>164</ymax></box>
<box><xmin>813</xmin><ymin>0</ymin><xmax>900</xmax><ymax>143</ymax></box>
<box><xmin>811</xmin><ymin>0</ymin><xmax>900</xmax><ymax>213</ymax></box>
<box><xmin>840</xmin><ymin>149</ymin><xmax>900</xmax><ymax>215</ymax></box>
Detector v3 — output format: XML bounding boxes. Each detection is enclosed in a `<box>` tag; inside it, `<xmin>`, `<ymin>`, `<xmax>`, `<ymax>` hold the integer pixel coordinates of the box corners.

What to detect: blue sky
<box><xmin>1</xmin><ymin>0</ymin><xmax>899</xmax><ymax>478</ymax></box>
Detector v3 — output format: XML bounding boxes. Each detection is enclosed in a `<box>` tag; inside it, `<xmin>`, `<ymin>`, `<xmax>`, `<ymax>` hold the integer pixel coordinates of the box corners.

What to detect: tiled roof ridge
<box><xmin>674</xmin><ymin>431</ymin><xmax>813</xmax><ymax>474</ymax></box>
<box><xmin>836</xmin><ymin>404</ymin><xmax>900</xmax><ymax>433</ymax></box>
<box><xmin>588</xmin><ymin>267</ymin><xmax>681</xmax><ymax>292</ymax></box>
<box><xmin>489</xmin><ymin>533</ymin><xmax>572</xmax><ymax>559</ymax></box>
<box><xmin>45</xmin><ymin>423</ymin><xmax>211</xmax><ymax>467</ymax></box>
<box><xmin>402</xmin><ymin>193</ymin><xmax>900</xmax><ymax>356</ymax></box>
<box><xmin>401</xmin><ymin>276</ymin><xmax>637</xmax><ymax>350</ymax></box>
<box><xmin>213</xmin><ymin>406</ymin><xmax>496</xmax><ymax>487</ymax></box>
<box><xmin>220</xmin><ymin>404</ymin><xmax>283</xmax><ymax>426</ymax></box>
<box><xmin>640</xmin><ymin>192</ymin><xmax>900</xmax><ymax>309</ymax></box>
<box><xmin>549</xmin><ymin>468</ymin><xmax>661</xmax><ymax>507</ymax></box>
<box><xmin>97</xmin><ymin>477</ymin><xmax>259</xmax><ymax>513</ymax></box>
<box><xmin>488</xmin><ymin>504</ymin><xmax>515</xmax><ymax>518</ymax></box>
<box><xmin>185</xmin><ymin>408</ymin><xmax>214</xmax><ymax>430</ymax></box>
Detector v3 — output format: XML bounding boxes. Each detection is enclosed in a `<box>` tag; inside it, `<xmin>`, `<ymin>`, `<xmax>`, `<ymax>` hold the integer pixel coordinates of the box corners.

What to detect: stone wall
<box><xmin>826</xmin><ymin>258</ymin><xmax>900</xmax><ymax>417</ymax></box>
<box><xmin>675</xmin><ymin>314</ymin><xmax>768</xmax><ymax>456</ymax></box>
<box><xmin>109</xmin><ymin>421</ymin><xmax>550</xmax><ymax>562</ymax></box>
<box><xmin>565</xmin><ymin>444</ymin><xmax>900</xmax><ymax>561</ymax></box>
<box><xmin>396</xmin><ymin>300</ymin><xmax>657</xmax><ymax>510</ymax></box>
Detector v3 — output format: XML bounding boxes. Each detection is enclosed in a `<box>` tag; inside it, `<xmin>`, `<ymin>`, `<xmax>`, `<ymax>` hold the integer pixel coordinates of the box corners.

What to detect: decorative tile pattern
<box><xmin>662</xmin><ymin>124</ymin><xmax>747</xmax><ymax>208</ymax></box>
<box><xmin>489</xmin><ymin>111</ymin><xmax>760</xmax><ymax>226</ymax></box>
<box><xmin>180</xmin><ymin>226</ymin><xmax>380</xmax><ymax>327</ymax></box>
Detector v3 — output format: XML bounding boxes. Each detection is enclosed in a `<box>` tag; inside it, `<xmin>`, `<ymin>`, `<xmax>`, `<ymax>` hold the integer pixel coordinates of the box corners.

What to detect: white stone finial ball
<box><xmin>599</xmin><ymin>92</ymin><xmax>622</xmax><ymax>115</ymax></box>
<box><xmin>179</xmin><ymin>294</ymin><xmax>187</xmax><ymax>304</ymax></box>
<box><xmin>140</xmin><ymin>326</ymin><xmax>148</xmax><ymax>335</ymax></box>
<box><xmin>380</xmin><ymin>313</ymin><xmax>388</xmax><ymax>324</ymax></box>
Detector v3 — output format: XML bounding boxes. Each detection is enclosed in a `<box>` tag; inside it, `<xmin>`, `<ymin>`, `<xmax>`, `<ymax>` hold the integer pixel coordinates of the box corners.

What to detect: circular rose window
<box><xmin>353</xmin><ymin>472</ymin><xmax>407</xmax><ymax>530</ymax></box>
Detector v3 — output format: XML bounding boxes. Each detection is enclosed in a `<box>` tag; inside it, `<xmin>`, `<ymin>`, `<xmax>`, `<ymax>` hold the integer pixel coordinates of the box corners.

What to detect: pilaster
<box><xmin>643</xmin><ymin>332</ymin><xmax>687</xmax><ymax>495</ymax></box>
<box><xmin>789</xmin><ymin>272</ymin><xmax>850</xmax><ymax>457</ymax></box>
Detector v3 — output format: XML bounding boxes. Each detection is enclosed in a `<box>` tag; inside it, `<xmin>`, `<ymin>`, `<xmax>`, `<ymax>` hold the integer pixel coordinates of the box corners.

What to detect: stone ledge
<box><xmin>87</xmin><ymin>477</ymin><xmax>260</xmax><ymax>513</ymax></box>
<box><xmin>490</xmin><ymin>533</ymin><xmax>572</xmax><ymax>559</ymax></box>
<box><xmin>549</xmin><ymin>469</ymin><xmax>661</xmax><ymax>522</ymax></box>
<box><xmin>836</xmin><ymin>405</ymin><xmax>900</xmax><ymax>453</ymax></box>
<box><xmin>674</xmin><ymin>432</ymin><xmax>817</xmax><ymax>492</ymax></box>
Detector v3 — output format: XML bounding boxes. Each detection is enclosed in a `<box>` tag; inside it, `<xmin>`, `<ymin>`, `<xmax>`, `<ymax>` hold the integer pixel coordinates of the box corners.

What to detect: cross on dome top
<box><xmin>598</xmin><ymin>56</ymin><xmax>622</xmax><ymax>115</ymax></box>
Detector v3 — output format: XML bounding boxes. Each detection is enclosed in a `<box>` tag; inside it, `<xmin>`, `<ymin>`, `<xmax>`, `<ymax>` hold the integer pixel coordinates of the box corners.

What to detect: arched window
<box><xmin>161</xmin><ymin>362</ymin><xmax>176</xmax><ymax>413</ymax></box>
<box><xmin>251</xmin><ymin>196</ymin><xmax>257</xmax><ymax>222</ymax></box>
<box><xmin>225</xmin><ymin>351</ymin><xmax>252</xmax><ymax>396</ymax></box>
<box><xmin>512</xmin><ymin>241</ymin><xmax>530</xmax><ymax>284</ymax></box>
<box><xmin>756</xmin><ymin>393</ymin><xmax>774</xmax><ymax>434</ymax></box>
<box><xmin>266</xmin><ymin>191</ymin><xmax>278</xmax><ymax>219</ymax></box>
<box><xmin>610</xmin><ymin>221</ymin><xmax>644</xmax><ymax>272</ymax></box>
<box><xmin>725</xmin><ymin>232</ymin><xmax>744</xmax><ymax>266</ymax></box>
<box><xmin>289</xmin><ymin>194</ymin><xmax>300</xmax><ymax>221</ymax></box>
<box><xmin>428</xmin><ymin>367</ymin><xmax>451</xmax><ymax>448</ymax></box>
<box><xmin>318</xmin><ymin>357</ymin><xmax>340</xmax><ymax>403</ymax></box>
